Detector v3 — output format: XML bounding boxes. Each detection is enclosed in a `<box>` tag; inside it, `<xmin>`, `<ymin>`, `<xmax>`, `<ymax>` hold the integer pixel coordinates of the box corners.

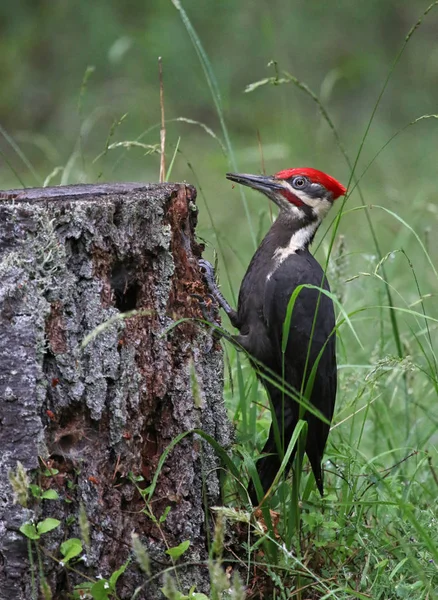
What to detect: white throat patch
<box><xmin>272</xmin><ymin>221</ymin><xmax>319</xmax><ymax>267</ymax></box>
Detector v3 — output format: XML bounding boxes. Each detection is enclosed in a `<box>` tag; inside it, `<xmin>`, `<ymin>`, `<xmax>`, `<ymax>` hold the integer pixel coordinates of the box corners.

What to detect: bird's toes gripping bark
<box><xmin>198</xmin><ymin>258</ymin><xmax>217</xmax><ymax>291</ymax></box>
<box><xmin>198</xmin><ymin>259</ymin><xmax>236</xmax><ymax>319</ymax></box>
<box><xmin>194</xmin><ymin>258</ymin><xmax>241</xmax><ymax>350</ymax></box>
<box><xmin>191</xmin><ymin>293</ymin><xmax>220</xmax><ymax>326</ymax></box>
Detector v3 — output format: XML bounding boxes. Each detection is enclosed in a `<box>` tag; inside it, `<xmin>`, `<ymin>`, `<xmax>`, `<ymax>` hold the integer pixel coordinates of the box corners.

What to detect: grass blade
<box><xmin>170</xmin><ymin>0</ymin><xmax>257</xmax><ymax>249</ymax></box>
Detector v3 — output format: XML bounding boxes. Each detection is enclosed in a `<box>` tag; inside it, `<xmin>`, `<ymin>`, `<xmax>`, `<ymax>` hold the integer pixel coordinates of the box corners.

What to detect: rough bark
<box><xmin>0</xmin><ymin>183</ymin><xmax>231</xmax><ymax>599</ymax></box>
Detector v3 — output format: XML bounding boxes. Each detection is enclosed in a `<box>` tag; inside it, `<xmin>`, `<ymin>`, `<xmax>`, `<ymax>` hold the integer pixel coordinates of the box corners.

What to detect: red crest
<box><xmin>275</xmin><ymin>168</ymin><xmax>346</xmax><ymax>199</ymax></box>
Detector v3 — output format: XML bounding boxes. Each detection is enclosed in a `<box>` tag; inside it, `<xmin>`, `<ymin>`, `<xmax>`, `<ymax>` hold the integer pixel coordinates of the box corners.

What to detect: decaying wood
<box><xmin>0</xmin><ymin>183</ymin><xmax>231</xmax><ymax>599</ymax></box>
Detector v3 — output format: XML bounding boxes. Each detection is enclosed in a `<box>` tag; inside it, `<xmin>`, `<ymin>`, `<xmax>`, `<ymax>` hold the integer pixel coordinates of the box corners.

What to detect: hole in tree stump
<box><xmin>111</xmin><ymin>259</ymin><xmax>139</xmax><ymax>312</ymax></box>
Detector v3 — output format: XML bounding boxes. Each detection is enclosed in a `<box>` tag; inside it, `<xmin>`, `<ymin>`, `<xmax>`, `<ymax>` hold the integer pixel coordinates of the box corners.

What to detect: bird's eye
<box><xmin>292</xmin><ymin>177</ymin><xmax>306</xmax><ymax>189</ymax></box>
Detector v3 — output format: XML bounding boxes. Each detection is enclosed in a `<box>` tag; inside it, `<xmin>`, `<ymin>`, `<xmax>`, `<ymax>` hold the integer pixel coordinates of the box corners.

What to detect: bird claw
<box><xmin>198</xmin><ymin>258</ymin><xmax>238</xmax><ymax>328</ymax></box>
<box><xmin>191</xmin><ymin>293</ymin><xmax>218</xmax><ymax>324</ymax></box>
<box><xmin>198</xmin><ymin>259</ymin><xmax>217</xmax><ymax>293</ymax></box>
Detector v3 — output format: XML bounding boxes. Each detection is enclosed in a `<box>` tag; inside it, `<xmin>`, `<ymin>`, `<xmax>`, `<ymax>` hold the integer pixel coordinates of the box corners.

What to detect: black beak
<box><xmin>226</xmin><ymin>172</ymin><xmax>283</xmax><ymax>194</ymax></box>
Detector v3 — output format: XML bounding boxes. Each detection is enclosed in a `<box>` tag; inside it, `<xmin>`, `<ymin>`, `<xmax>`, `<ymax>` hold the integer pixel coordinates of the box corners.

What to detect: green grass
<box><xmin>174</xmin><ymin>3</ymin><xmax>438</xmax><ymax>598</ymax></box>
<box><xmin>2</xmin><ymin>1</ymin><xmax>438</xmax><ymax>599</ymax></box>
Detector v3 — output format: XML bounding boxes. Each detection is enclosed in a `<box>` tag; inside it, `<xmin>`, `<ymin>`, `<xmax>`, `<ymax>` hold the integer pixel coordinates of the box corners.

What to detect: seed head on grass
<box><xmin>229</xmin><ymin>570</ymin><xmax>246</xmax><ymax>600</ymax></box>
<box><xmin>211</xmin><ymin>512</ymin><xmax>225</xmax><ymax>560</ymax></box>
<box><xmin>8</xmin><ymin>461</ymin><xmax>30</xmax><ymax>507</ymax></box>
<box><xmin>40</xmin><ymin>576</ymin><xmax>53</xmax><ymax>600</ymax></box>
<box><xmin>79</xmin><ymin>503</ymin><xmax>90</xmax><ymax>551</ymax></box>
<box><xmin>161</xmin><ymin>573</ymin><xmax>179</xmax><ymax>599</ymax></box>
<box><xmin>209</xmin><ymin>560</ymin><xmax>229</xmax><ymax>600</ymax></box>
<box><xmin>131</xmin><ymin>532</ymin><xmax>151</xmax><ymax>576</ymax></box>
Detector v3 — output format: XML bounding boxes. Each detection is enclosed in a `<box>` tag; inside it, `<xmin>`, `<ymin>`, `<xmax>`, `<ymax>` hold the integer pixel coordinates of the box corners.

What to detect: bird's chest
<box><xmin>237</xmin><ymin>249</ymin><xmax>313</xmax><ymax>328</ymax></box>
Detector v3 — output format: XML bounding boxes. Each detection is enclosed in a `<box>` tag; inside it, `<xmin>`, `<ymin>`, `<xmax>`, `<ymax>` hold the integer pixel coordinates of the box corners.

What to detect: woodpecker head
<box><xmin>226</xmin><ymin>168</ymin><xmax>346</xmax><ymax>223</ymax></box>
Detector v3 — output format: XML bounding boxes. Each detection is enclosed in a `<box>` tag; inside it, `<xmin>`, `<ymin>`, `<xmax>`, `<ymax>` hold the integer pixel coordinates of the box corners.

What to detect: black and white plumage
<box><xmin>201</xmin><ymin>168</ymin><xmax>346</xmax><ymax>504</ymax></box>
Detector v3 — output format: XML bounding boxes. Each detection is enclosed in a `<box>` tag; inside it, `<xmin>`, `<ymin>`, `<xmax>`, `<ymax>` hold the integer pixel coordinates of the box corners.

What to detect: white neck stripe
<box><xmin>272</xmin><ymin>221</ymin><xmax>319</xmax><ymax>265</ymax></box>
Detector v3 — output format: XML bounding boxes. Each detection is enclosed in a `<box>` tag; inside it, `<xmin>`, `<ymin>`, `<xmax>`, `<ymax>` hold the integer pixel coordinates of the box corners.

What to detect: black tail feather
<box><xmin>247</xmin><ymin>394</ymin><xmax>326</xmax><ymax>504</ymax></box>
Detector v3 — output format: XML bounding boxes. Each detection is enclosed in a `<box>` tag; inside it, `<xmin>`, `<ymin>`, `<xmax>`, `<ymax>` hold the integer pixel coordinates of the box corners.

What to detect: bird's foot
<box><xmin>198</xmin><ymin>259</ymin><xmax>236</xmax><ymax>318</ymax></box>
<box><xmin>198</xmin><ymin>259</ymin><xmax>218</xmax><ymax>294</ymax></box>
<box><xmin>191</xmin><ymin>293</ymin><xmax>220</xmax><ymax>326</ymax></box>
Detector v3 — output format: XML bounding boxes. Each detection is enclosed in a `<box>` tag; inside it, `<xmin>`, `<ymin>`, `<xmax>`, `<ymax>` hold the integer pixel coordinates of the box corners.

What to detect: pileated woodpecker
<box><xmin>200</xmin><ymin>167</ymin><xmax>346</xmax><ymax>503</ymax></box>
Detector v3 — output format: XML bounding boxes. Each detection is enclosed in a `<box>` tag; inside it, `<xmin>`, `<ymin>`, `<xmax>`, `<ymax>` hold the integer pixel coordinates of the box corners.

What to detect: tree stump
<box><xmin>0</xmin><ymin>183</ymin><xmax>231</xmax><ymax>599</ymax></box>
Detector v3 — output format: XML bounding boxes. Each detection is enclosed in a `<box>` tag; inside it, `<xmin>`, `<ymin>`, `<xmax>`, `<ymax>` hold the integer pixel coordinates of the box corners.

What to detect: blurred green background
<box><xmin>1</xmin><ymin>0</ymin><xmax>437</xmax><ymax>457</ymax></box>
<box><xmin>2</xmin><ymin>4</ymin><xmax>438</xmax><ymax>592</ymax></box>
<box><xmin>1</xmin><ymin>1</ymin><xmax>437</xmax><ymax>264</ymax></box>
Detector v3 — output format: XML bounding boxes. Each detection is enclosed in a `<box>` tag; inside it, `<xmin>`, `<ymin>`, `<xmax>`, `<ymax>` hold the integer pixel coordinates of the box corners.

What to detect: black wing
<box><xmin>262</xmin><ymin>251</ymin><xmax>337</xmax><ymax>492</ymax></box>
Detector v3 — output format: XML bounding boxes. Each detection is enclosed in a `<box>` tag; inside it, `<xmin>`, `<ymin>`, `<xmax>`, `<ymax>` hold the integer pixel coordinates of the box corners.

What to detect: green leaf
<box><xmin>42</xmin><ymin>468</ymin><xmax>59</xmax><ymax>476</ymax></box>
<box><xmin>19</xmin><ymin>523</ymin><xmax>40</xmax><ymax>540</ymax></box>
<box><xmin>60</xmin><ymin>538</ymin><xmax>83</xmax><ymax>563</ymax></box>
<box><xmin>128</xmin><ymin>472</ymin><xmax>145</xmax><ymax>483</ymax></box>
<box><xmin>29</xmin><ymin>484</ymin><xmax>42</xmax><ymax>498</ymax></box>
<box><xmin>91</xmin><ymin>579</ymin><xmax>111</xmax><ymax>600</ymax></box>
<box><xmin>37</xmin><ymin>518</ymin><xmax>61</xmax><ymax>535</ymax></box>
<box><xmin>41</xmin><ymin>489</ymin><xmax>59</xmax><ymax>500</ymax></box>
<box><xmin>73</xmin><ymin>582</ymin><xmax>94</xmax><ymax>600</ymax></box>
<box><xmin>165</xmin><ymin>539</ymin><xmax>190</xmax><ymax>559</ymax></box>
<box><xmin>301</xmin><ymin>512</ymin><xmax>324</xmax><ymax>529</ymax></box>
<box><xmin>159</xmin><ymin>506</ymin><xmax>171</xmax><ymax>523</ymax></box>
<box><xmin>161</xmin><ymin>590</ymin><xmax>188</xmax><ymax>600</ymax></box>
<box><xmin>109</xmin><ymin>560</ymin><xmax>129</xmax><ymax>588</ymax></box>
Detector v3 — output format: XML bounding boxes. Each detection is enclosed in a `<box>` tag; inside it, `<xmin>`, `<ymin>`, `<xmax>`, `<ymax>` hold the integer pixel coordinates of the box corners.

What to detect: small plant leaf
<box><xmin>90</xmin><ymin>579</ymin><xmax>111</xmax><ymax>600</ymax></box>
<box><xmin>60</xmin><ymin>538</ymin><xmax>83</xmax><ymax>563</ymax></box>
<box><xmin>159</xmin><ymin>506</ymin><xmax>171</xmax><ymax>523</ymax></box>
<box><xmin>41</xmin><ymin>489</ymin><xmax>59</xmax><ymax>500</ymax></box>
<box><xmin>19</xmin><ymin>523</ymin><xmax>40</xmax><ymax>540</ymax></box>
<box><xmin>165</xmin><ymin>539</ymin><xmax>190</xmax><ymax>559</ymax></box>
<box><xmin>37</xmin><ymin>518</ymin><xmax>61</xmax><ymax>535</ymax></box>
<box><xmin>42</xmin><ymin>468</ymin><xmax>59</xmax><ymax>476</ymax></box>
<box><xmin>109</xmin><ymin>560</ymin><xmax>129</xmax><ymax>588</ymax></box>
<box><xmin>73</xmin><ymin>582</ymin><xmax>94</xmax><ymax>599</ymax></box>
<box><xmin>29</xmin><ymin>484</ymin><xmax>42</xmax><ymax>498</ymax></box>
<box><xmin>161</xmin><ymin>590</ymin><xmax>187</xmax><ymax>600</ymax></box>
